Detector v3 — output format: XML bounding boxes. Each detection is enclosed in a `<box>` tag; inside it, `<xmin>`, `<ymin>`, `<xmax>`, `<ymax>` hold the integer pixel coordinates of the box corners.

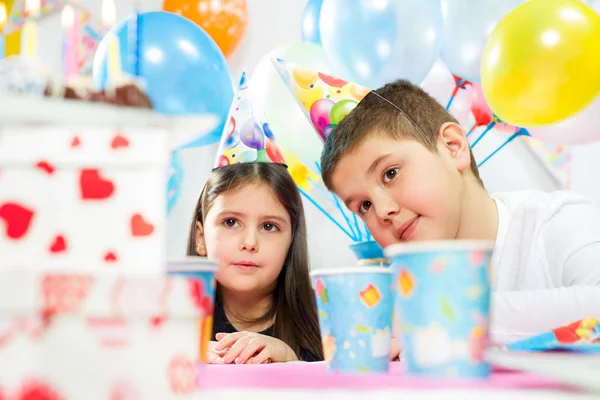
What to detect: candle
<box><xmin>61</xmin><ymin>5</ymin><xmax>78</xmax><ymax>81</ymax></box>
<box><xmin>0</xmin><ymin>1</ymin><xmax>6</xmax><ymax>61</ymax></box>
<box><xmin>22</xmin><ymin>0</ymin><xmax>40</xmax><ymax>57</ymax></box>
<box><xmin>128</xmin><ymin>1</ymin><xmax>142</xmax><ymax>77</ymax></box>
<box><xmin>101</xmin><ymin>0</ymin><xmax>121</xmax><ymax>84</ymax></box>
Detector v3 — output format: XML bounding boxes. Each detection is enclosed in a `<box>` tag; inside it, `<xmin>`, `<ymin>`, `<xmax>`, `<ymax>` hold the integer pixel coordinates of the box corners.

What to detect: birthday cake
<box><xmin>0</xmin><ymin>57</ymin><xmax>213</xmax><ymax>399</ymax></box>
<box><xmin>0</xmin><ymin>55</ymin><xmax>153</xmax><ymax>108</ymax></box>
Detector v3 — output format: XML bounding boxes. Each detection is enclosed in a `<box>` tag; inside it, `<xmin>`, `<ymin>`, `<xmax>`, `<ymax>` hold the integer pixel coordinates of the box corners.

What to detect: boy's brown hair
<box><xmin>320</xmin><ymin>79</ymin><xmax>483</xmax><ymax>189</ymax></box>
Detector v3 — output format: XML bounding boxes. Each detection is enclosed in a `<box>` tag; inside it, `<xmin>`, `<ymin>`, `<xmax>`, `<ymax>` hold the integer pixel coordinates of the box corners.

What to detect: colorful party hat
<box><xmin>272</xmin><ymin>58</ymin><xmax>372</xmax><ymax>142</ymax></box>
<box><xmin>214</xmin><ymin>70</ymin><xmax>286</xmax><ymax>169</ymax></box>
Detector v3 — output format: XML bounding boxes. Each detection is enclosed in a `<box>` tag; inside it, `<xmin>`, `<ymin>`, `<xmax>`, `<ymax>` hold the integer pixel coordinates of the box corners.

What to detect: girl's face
<box><xmin>196</xmin><ymin>182</ymin><xmax>292</xmax><ymax>297</ymax></box>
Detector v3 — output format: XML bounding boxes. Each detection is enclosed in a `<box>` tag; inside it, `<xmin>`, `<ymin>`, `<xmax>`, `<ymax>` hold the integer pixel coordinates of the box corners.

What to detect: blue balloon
<box><xmin>319</xmin><ymin>0</ymin><xmax>443</xmax><ymax>88</ymax></box>
<box><xmin>301</xmin><ymin>0</ymin><xmax>323</xmax><ymax>44</ymax></box>
<box><xmin>93</xmin><ymin>11</ymin><xmax>234</xmax><ymax>145</ymax></box>
<box><xmin>441</xmin><ymin>0</ymin><xmax>523</xmax><ymax>83</ymax></box>
<box><xmin>167</xmin><ymin>150</ymin><xmax>184</xmax><ymax>215</ymax></box>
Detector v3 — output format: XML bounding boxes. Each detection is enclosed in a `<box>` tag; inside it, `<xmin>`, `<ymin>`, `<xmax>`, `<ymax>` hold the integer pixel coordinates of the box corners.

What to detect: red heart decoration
<box><xmin>49</xmin><ymin>234</ymin><xmax>67</xmax><ymax>253</ymax></box>
<box><xmin>17</xmin><ymin>378</ymin><xmax>62</xmax><ymax>400</ymax></box>
<box><xmin>104</xmin><ymin>251</ymin><xmax>118</xmax><ymax>262</ymax></box>
<box><xmin>35</xmin><ymin>160</ymin><xmax>56</xmax><ymax>175</ymax></box>
<box><xmin>70</xmin><ymin>136</ymin><xmax>81</xmax><ymax>148</ymax></box>
<box><xmin>111</xmin><ymin>133</ymin><xmax>130</xmax><ymax>149</ymax></box>
<box><xmin>131</xmin><ymin>213</ymin><xmax>154</xmax><ymax>237</ymax></box>
<box><xmin>79</xmin><ymin>169</ymin><xmax>115</xmax><ymax>200</ymax></box>
<box><xmin>0</xmin><ymin>202</ymin><xmax>35</xmax><ymax>240</ymax></box>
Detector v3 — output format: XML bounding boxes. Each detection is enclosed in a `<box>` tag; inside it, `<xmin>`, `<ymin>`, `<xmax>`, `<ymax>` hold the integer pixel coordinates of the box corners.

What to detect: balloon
<box><xmin>162</xmin><ymin>0</ymin><xmax>248</xmax><ymax>58</ymax></box>
<box><xmin>470</xmin><ymin>84</ymin><xmax>517</xmax><ymax>133</ymax></box>
<box><xmin>301</xmin><ymin>0</ymin><xmax>323</xmax><ymax>44</ymax></box>
<box><xmin>240</xmin><ymin>121</ymin><xmax>265</xmax><ymax>150</ymax></box>
<box><xmin>330</xmin><ymin>99</ymin><xmax>358</xmax><ymax>125</ymax></box>
<box><xmin>480</xmin><ymin>0</ymin><xmax>600</xmax><ymax>126</ymax></box>
<box><xmin>441</xmin><ymin>0</ymin><xmax>523</xmax><ymax>83</ymax></box>
<box><xmin>419</xmin><ymin>58</ymin><xmax>472</xmax><ymax>127</ymax></box>
<box><xmin>319</xmin><ymin>0</ymin><xmax>443</xmax><ymax>88</ymax></box>
<box><xmin>93</xmin><ymin>11</ymin><xmax>233</xmax><ymax>145</ymax></box>
<box><xmin>251</xmin><ymin>42</ymin><xmax>333</xmax><ymax>162</ymax></box>
<box><xmin>310</xmin><ymin>99</ymin><xmax>334</xmax><ymax>138</ymax></box>
<box><xmin>526</xmin><ymin>96</ymin><xmax>600</xmax><ymax>146</ymax></box>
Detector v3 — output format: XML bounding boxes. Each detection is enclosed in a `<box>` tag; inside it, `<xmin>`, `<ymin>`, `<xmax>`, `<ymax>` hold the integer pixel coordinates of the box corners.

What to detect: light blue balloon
<box><xmin>440</xmin><ymin>0</ymin><xmax>523</xmax><ymax>83</ymax></box>
<box><xmin>319</xmin><ymin>0</ymin><xmax>443</xmax><ymax>88</ymax></box>
<box><xmin>301</xmin><ymin>0</ymin><xmax>323</xmax><ymax>44</ymax></box>
<box><xmin>167</xmin><ymin>150</ymin><xmax>184</xmax><ymax>215</ymax></box>
<box><xmin>93</xmin><ymin>11</ymin><xmax>234</xmax><ymax>146</ymax></box>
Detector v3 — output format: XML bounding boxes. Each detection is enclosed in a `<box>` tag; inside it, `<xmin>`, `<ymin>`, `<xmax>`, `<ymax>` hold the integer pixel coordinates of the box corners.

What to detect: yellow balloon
<box><xmin>480</xmin><ymin>0</ymin><xmax>600</xmax><ymax>126</ymax></box>
<box><xmin>293</xmin><ymin>83</ymin><xmax>325</xmax><ymax>111</ymax></box>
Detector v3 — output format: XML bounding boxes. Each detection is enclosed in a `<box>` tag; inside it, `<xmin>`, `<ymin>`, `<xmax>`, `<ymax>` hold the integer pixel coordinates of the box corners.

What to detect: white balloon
<box><xmin>526</xmin><ymin>96</ymin><xmax>600</xmax><ymax>146</ymax></box>
<box><xmin>420</xmin><ymin>58</ymin><xmax>472</xmax><ymax>127</ymax></box>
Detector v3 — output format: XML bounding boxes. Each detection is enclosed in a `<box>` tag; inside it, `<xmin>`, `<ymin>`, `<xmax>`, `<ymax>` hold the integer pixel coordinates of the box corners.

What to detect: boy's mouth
<box><xmin>396</xmin><ymin>215</ymin><xmax>420</xmax><ymax>241</ymax></box>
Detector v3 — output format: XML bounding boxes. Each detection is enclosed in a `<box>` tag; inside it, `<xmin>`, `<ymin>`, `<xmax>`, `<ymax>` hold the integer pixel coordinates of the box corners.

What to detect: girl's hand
<box><xmin>214</xmin><ymin>332</ymin><xmax>298</xmax><ymax>364</ymax></box>
<box><xmin>206</xmin><ymin>340</ymin><xmax>228</xmax><ymax>364</ymax></box>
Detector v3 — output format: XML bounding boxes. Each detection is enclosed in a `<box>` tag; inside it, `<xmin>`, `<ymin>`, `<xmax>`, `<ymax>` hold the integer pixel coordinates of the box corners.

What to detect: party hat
<box><xmin>214</xmin><ymin>70</ymin><xmax>286</xmax><ymax>169</ymax></box>
<box><xmin>272</xmin><ymin>58</ymin><xmax>372</xmax><ymax>142</ymax></box>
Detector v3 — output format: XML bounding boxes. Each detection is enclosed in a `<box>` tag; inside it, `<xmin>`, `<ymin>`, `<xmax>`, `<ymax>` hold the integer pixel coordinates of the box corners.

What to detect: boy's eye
<box><xmin>262</xmin><ymin>222</ymin><xmax>280</xmax><ymax>232</ymax></box>
<box><xmin>383</xmin><ymin>168</ymin><xmax>399</xmax><ymax>183</ymax></box>
<box><xmin>223</xmin><ymin>218</ymin><xmax>239</xmax><ymax>227</ymax></box>
<box><xmin>358</xmin><ymin>201</ymin><xmax>372</xmax><ymax>215</ymax></box>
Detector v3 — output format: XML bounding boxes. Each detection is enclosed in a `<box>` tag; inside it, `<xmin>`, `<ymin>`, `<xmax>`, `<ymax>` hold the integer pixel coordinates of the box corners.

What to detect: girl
<box><xmin>186</xmin><ymin>162</ymin><xmax>324</xmax><ymax>364</ymax></box>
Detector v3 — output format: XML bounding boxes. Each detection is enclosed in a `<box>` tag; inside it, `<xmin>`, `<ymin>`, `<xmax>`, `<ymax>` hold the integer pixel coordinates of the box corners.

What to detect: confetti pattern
<box><xmin>386</xmin><ymin>242</ymin><xmax>494</xmax><ymax>379</ymax></box>
<box><xmin>311</xmin><ymin>269</ymin><xmax>393</xmax><ymax>374</ymax></box>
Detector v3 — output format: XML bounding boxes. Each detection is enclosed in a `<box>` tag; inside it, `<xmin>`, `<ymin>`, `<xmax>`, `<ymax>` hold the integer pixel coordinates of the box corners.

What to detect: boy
<box><xmin>319</xmin><ymin>79</ymin><xmax>600</xmax><ymax>344</ymax></box>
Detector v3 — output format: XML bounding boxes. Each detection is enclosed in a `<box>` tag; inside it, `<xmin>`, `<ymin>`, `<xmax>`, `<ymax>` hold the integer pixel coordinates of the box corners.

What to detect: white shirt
<box><xmin>490</xmin><ymin>190</ymin><xmax>600</xmax><ymax>344</ymax></box>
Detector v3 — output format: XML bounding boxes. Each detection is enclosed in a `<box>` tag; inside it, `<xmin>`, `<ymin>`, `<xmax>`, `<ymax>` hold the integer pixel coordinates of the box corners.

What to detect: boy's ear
<box><xmin>195</xmin><ymin>221</ymin><xmax>207</xmax><ymax>256</ymax></box>
<box><xmin>436</xmin><ymin>122</ymin><xmax>472</xmax><ymax>172</ymax></box>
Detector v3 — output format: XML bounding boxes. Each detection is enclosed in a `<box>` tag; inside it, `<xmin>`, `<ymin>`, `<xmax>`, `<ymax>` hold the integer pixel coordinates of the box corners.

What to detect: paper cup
<box><xmin>311</xmin><ymin>267</ymin><xmax>394</xmax><ymax>374</ymax></box>
<box><xmin>167</xmin><ymin>257</ymin><xmax>218</xmax><ymax>363</ymax></box>
<box><xmin>385</xmin><ymin>240</ymin><xmax>494</xmax><ymax>379</ymax></box>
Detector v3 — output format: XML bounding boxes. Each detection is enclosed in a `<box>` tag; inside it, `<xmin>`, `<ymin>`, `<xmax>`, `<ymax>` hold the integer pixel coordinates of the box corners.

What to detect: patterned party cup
<box><xmin>385</xmin><ymin>240</ymin><xmax>494</xmax><ymax>379</ymax></box>
<box><xmin>167</xmin><ymin>257</ymin><xmax>218</xmax><ymax>363</ymax></box>
<box><xmin>311</xmin><ymin>267</ymin><xmax>394</xmax><ymax>374</ymax></box>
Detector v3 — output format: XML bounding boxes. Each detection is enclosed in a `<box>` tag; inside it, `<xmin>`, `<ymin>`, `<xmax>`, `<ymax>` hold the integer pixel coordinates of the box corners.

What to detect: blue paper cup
<box><xmin>167</xmin><ymin>257</ymin><xmax>218</xmax><ymax>363</ymax></box>
<box><xmin>310</xmin><ymin>267</ymin><xmax>394</xmax><ymax>374</ymax></box>
<box><xmin>385</xmin><ymin>240</ymin><xmax>494</xmax><ymax>379</ymax></box>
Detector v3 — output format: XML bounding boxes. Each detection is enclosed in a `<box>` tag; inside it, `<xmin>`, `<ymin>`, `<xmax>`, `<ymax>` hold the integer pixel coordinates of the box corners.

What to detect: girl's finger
<box><xmin>249</xmin><ymin>347</ymin><xmax>271</xmax><ymax>365</ymax></box>
<box><xmin>222</xmin><ymin>335</ymin><xmax>253</xmax><ymax>364</ymax></box>
<box><xmin>206</xmin><ymin>351</ymin><xmax>224</xmax><ymax>364</ymax></box>
<box><xmin>235</xmin><ymin>338</ymin><xmax>266</xmax><ymax>364</ymax></box>
<box><xmin>215</xmin><ymin>332</ymin><xmax>245</xmax><ymax>351</ymax></box>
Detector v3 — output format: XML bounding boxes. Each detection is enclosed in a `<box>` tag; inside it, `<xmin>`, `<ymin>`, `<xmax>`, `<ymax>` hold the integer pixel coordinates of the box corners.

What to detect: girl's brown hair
<box><xmin>186</xmin><ymin>162</ymin><xmax>323</xmax><ymax>361</ymax></box>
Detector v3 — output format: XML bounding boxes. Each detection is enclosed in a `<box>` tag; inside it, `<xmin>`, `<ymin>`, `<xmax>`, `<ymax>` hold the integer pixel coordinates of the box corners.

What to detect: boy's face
<box><xmin>330</xmin><ymin>125</ymin><xmax>472</xmax><ymax>249</ymax></box>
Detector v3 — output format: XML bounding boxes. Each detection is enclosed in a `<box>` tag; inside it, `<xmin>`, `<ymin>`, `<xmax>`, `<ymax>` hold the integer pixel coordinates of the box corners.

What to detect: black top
<box><xmin>211</xmin><ymin>302</ymin><xmax>319</xmax><ymax>362</ymax></box>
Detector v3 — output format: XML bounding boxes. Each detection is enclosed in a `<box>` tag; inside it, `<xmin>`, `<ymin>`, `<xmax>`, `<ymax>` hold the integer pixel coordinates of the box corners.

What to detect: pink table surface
<box><xmin>197</xmin><ymin>361</ymin><xmax>572</xmax><ymax>391</ymax></box>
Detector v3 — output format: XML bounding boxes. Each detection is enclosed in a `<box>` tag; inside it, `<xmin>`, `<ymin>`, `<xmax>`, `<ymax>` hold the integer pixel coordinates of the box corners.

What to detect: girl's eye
<box><xmin>383</xmin><ymin>168</ymin><xmax>399</xmax><ymax>184</ymax></box>
<box><xmin>223</xmin><ymin>218</ymin><xmax>238</xmax><ymax>227</ymax></box>
<box><xmin>358</xmin><ymin>201</ymin><xmax>372</xmax><ymax>216</ymax></box>
<box><xmin>262</xmin><ymin>222</ymin><xmax>280</xmax><ymax>232</ymax></box>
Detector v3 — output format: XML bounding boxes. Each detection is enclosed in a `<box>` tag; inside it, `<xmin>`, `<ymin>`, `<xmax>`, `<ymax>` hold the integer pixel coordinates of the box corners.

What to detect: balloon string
<box><xmin>446</xmin><ymin>94</ymin><xmax>455</xmax><ymax>110</ymax></box>
<box><xmin>351</xmin><ymin>213</ymin><xmax>362</xmax><ymax>241</ymax></box>
<box><xmin>307</xmin><ymin>176</ymin><xmax>359</xmax><ymax>240</ymax></box>
<box><xmin>470</xmin><ymin>121</ymin><xmax>496</xmax><ymax>149</ymax></box>
<box><xmin>477</xmin><ymin>128</ymin><xmax>529</xmax><ymax>168</ymax></box>
<box><xmin>466</xmin><ymin>122</ymin><xmax>477</xmax><ymax>138</ymax></box>
<box><xmin>298</xmin><ymin>187</ymin><xmax>357</xmax><ymax>241</ymax></box>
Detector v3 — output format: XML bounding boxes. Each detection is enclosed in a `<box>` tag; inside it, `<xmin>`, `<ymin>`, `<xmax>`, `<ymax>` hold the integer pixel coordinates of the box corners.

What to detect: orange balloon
<box><xmin>163</xmin><ymin>0</ymin><xmax>248</xmax><ymax>58</ymax></box>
